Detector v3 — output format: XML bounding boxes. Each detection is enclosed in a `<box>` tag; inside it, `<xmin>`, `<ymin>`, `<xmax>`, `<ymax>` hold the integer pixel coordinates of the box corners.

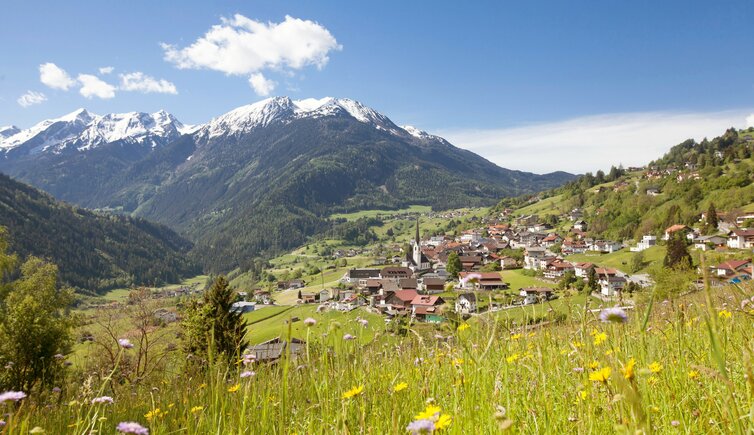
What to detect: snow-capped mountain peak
<box><xmin>0</xmin><ymin>125</ymin><xmax>20</xmax><ymax>139</ymax></box>
<box><xmin>0</xmin><ymin>109</ymin><xmax>187</xmax><ymax>154</ymax></box>
<box><xmin>201</xmin><ymin>96</ymin><xmax>402</xmax><ymax>139</ymax></box>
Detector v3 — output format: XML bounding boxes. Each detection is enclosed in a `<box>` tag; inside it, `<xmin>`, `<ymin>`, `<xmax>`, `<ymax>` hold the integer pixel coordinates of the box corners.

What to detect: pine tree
<box><xmin>706</xmin><ymin>202</ymin><xmax>718</xmax><ymax>231</ymax></box>
<box><xmin>586</xmin><ymin>267</ymin><xmax>599</xmax><ymax>293</ymax></box>
<box><xmin>182</xmin><ymin>276</ymin><xmax>248</xmax><ymax>365</ymax></box>
<box><xmin>663</xmin><ymin>234</ymin><xmax>692</xmax><ymax>269</ymax></box>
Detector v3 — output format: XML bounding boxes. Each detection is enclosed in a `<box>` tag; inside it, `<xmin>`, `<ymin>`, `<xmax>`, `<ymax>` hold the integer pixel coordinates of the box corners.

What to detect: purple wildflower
<box><xmin>118</xmin><ymin>338</ymin><xmax>134</xmax><ymax>349</ymax></box>
<box><xmin>303</xmin><ymin>317</ymin><xmax>317</xmax><ymax>326</ymax></box>
<box><xmin>572</xmin><ymin>367</ymin><xmax>584</xmax><ymax>373</ymax></box>
<box><xmin>343</xmin><ymin>334</ymin><xmax>356</xmax><ymax>341</ymax></box>
<box><xmin>242</xmin><ymin>354</ymin><xmax>256</xmax><ymax>365</ymax></box>
<box><xmin>0</xmin><ymin>391</ymin><xmax>27</xmax><ymax>403</ymax></box>
<box><xmin>92</xmin><ymin>396</ymin><xmax>114</xmax><ymax>404</ymax></box>
<box><xmin>671</xmin><ymin>420</ymin><xmax>680</xmax><ymax>427</ymax></box>
<box><xmin>53</xmin><ymin>354</ymin><xmax>65</xmax><ymax>360</ymax></box>
<box><xmin>240</xmin><ymin>371</ymin><xmax>255</xmax><ymax>378</ymax></box>
<box><xmin>406</xmin><ymin>419</ymin><xmax>435</xmax><ymax>434</ymax></box>
<box><xmin>0</xmin><ymin>420</ymin><xmax>5</xmax><ymax>427</ymax></box>
<box><xmin>358</xmin><ymin>319</ymin><xmax>369</xmax><ymax>327</ymax></box>
<box><xmin>52</xmin><ymin>387</ymin><xmax>61</xmax><ymax>393</ymax></box>
<box><xmin>116</xmin><ymin>421</ymin><xmax>149</xmax><ymax>434</ymax></box>
<box><xmin>599</xmin><ymin>307</ymin><xmax>628</xmax><ymax>323</ymax></box>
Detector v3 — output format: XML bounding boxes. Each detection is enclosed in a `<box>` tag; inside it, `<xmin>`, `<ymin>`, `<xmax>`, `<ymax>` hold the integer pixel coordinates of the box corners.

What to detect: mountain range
<box><xmin>0</xmin><ymin>97</ymin><xmax>575</xmax><ymax>273</ymax></box>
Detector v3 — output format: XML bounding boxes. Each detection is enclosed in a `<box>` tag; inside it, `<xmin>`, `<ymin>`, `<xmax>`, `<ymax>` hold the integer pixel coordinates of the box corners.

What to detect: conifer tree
<box><xmin>663</xmin><ymin>234</ymin><xmax>692</xmax><ymax>269</ymax></box>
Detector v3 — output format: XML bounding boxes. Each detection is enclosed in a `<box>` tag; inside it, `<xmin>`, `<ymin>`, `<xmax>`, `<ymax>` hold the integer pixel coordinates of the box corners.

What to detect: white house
<box><xmin>524</xmin><ymin>247</ymin><xmax>546</xmax><ymax>270</ymax></box>
<box><xmin>573</xmin><ymin>220</ymin><xmax>587</xmax><ymax>231</ymax></box>
<box><xmin>727</xmin><ymin>229</ymin><xmax>754</xmax><ymax>249</ymax></box>
<box><xmin>599</xmin><ymin>275</ymin><xmax>627</xmax><ymax>297</ymax></box>
<box><xmin>630</xmin><ymin>235</ymin><xmax>657</xmax><ymax>252</ymax></box>
<box><xmin>455</xmin><ymin>293</ymin><xmax>477</xmax><ymax>314</ymax></box>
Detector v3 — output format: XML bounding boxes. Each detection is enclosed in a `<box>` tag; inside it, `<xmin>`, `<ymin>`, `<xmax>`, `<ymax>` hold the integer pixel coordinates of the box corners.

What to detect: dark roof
<box><xmin>348</xmin><ymin>269</ymin><xmax>381</xmax><ymax>279</ymax></box>
<box><xmin>245</xmin><ymin>337</ymin><xmax>306</xmax><ymax>362</ymax></box>
<box><xmin>423</xmin><ymin>277</ymin><xmax>446</xmax><ymax>287</ymax></box>
<box><xmin>458</xmin><ymin>293</ymin><xmax>476</xmax><ymax>302</ymax></box>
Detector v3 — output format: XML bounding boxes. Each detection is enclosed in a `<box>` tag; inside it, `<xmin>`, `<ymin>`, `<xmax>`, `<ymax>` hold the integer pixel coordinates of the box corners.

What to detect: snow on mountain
<box><xmin>402</xmin><ymin>125</ymin><xmax>436</xmax><ymax>140</ymax></box>
<box><xmin>200</xmin><ymin>96</ymin><xmax>403</xmax><ymax>139</ymax></box>
<box><xmin>0</xmin><ymin>126</ymin><xmax>20</xmax><ymax>139</ymax></box>
<box><xmin>0</xmin><ymin>109</ymin><xmax>188</xmax><ymax>154</ymax></box>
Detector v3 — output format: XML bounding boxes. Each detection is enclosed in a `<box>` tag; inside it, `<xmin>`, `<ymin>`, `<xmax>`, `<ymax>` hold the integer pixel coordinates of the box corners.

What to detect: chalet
<box><xmin>543</xmin><ymin>260</ymin><xmax>574</xmax><ymax>280</ymax></box>
<box><xmin>244</xmin><ymin>337</ymin><xmax>305</xmax><ymax>364</ymax></box>
<box><xmin>399</xmin><ymin>278</ymin><xmax>418</xmax><ymax>290</ymax></box>
<box><xmin>300</xmin><ymin>293</ymin><xmax>318</xmax><ymax>304</ymax></box>
<box><xmin>254</xmin><ymin>290</ymin><xmax>273</xmax><ymax>305</ymax></box>
<box><xmin>383</xmin><ymin>289</ymin><xmax>419</xmax><ymax>311</ymax></box>
<box><xmin>411</xmin><ymin>295</ymin><xmax>445</xmax><ymax>322</ymax></box>
<box><xmin>277</xmin><ymin>280</ymin><xmax>304</xmax><ymax>290</ymax></box>
<box><xmin>630</xmin><ymin>235</ymin><xmax>657</xmax><ymax>252</ymax></box>
<box><xmin>562</xmin><ymin>240</ymin><xmax>588</xmax><ymax>255</ymax></box>
<box><xmin>458</xmin><ymin>272</ymin><xmax>508</xmax><ymax>290</ymax></box>
<box><xmin>693</xmin><ymin>235</ymin><xmax>727</xmax><ymax>251</ymax></box>
<box><xmin>380</xmin><ymin>266</ymin><xmax>413</xmax><ymax>279</ymax></box>
<box><xmin>318</xmin><ymin>289</ymin><xmax>331</xmax><ymax>303</ymax></box>
<box><xmin>541</xmin><ymin>233</ymin><xmax>563</xmax><ymax>248</ymax></box>
<box><xmin>727</xmin><ymin>229</ymin><xmax>754</xmax><ymax>249</ymax></box>
<box><xmin>365</xmin><ymin>279</ymin><xmax>382</xmax><ymax>294</ymax></box>
<box><xmin>573</xmin><ymin>220</ymin><xmax>587</xmax><ymax>231</ymax></box>
<box><xmin>573</xmin><ymin>262</ymin><xmax>594</xmax><ymax>278</ymax></box>
<box><xmin>520</xmin><ymin>232</ymin><xmax>547</xmax><ymax>246</ymax></box>
<box><xmin>422</xmin><ymin>277</ymin><xmax>446</xmax><ymax>294</ymax></box>
<box><xmin>524</xmin><ymin>247</ymin><xmax>546</xmax><ymax>270</ymax></box>
<box><xmin>735</xmin><ymin>214</ymin><xmax>754</xmax><ymax>225</ymax></box>
<box><xmin>664</xmin><ymin>224</ymin><xmax>691</xmax><ymax>241</ymax></box>
<box><xmin>499</xmin><ymin>256</ymin><xmax>518</xmax><ymax>270</ymax></box>
<box><xmin>458</xmin><ymin>255</ymin><xmax>483</xmax><ymax>271</ymax></box>
<box><xmin>344</xmin><ymin>269</ymin><xmax>381</xmax><ymax>286</ymax></box>
<box><xmin>519</xmin><ymin>287</ymin><xmax>555</xmax><ymax>304</ymax></box>
<box><xmin>599</xmin><ymin>275</ymin><xmax>626</xmax><ymax>297</ymax></box>
<box><xmin>455</xmin><ymin>293</ymin><xmax>477</xmax><ymax>314</ymax></box>
<box><xmin>590</xmin><ymin>240</ymin><xmax>623</xmax><ymax>253</ymax></box>
<box><xmin>715</xmin><ymin>259</ymin><xmax>752</xmax><ymax>278</ymax></box>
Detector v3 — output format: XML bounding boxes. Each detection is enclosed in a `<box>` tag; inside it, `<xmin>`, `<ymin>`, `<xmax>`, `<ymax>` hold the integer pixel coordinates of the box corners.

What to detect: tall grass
<box><xmin>2</xmin><ymin>284</ymin><xmax>753</xmax><ymax>434</ymax></box>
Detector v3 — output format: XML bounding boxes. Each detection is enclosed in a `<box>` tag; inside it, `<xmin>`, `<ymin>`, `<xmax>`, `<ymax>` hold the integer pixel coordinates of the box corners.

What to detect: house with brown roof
<box><xmin>411</xmin><ymin>294</ymin><xmax>446</xmax><ymax>322</ymax></box>
<box><xmin>715</xmin><ymin>259</ymin><xmax>752</xmax><ymax>277</ymax></box>
<box><xmin>380</xmin><ymin>266</ymin><xmax>413</xmax><ymax>279</ymax></box>
<box><xmin>664</xmin><ymin>224</ymin><xmax>691</xmax><ymax>241</ymax></box>
<box><xmin>422</xmin><ymin>277</ymin><xmax>446</xmax><ymax>294</ymax></box>
<box><xmin>543</xmin><ymin>260</ymin><xmax>574</xmax><ymax>280</ymax></box>
<box><xmin>458</xmin><ymin>255</ymin><xmax>483</xmax><ymax>271</ymax></box>
<box><xmin>727</xmin><ymin>229</ymin><xmax>754</xmax><ymax>249</ymax></box>
<box><xmin>382</xmin><ymin>289</ymin><xmax>419</xmax><ymax>311</ymax></box>
<box><xmin>458</xmin><ymin>272</ymin><xmax>508</xmax><ymax>290</ymax></box>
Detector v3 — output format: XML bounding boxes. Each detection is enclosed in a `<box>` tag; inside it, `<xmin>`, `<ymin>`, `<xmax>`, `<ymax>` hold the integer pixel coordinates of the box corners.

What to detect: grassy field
<box><xmin>100</xmin><ymin>275</ymin><xmax>209</xmax><ymax>302</ymax></box>
<box><xmin>329</xmin><ymin>205</ymin><xmax>432</xmax><ymax>221</ymax></box>
<box><xmin>11</xmin><ymin>281</ymin><xmax>754</xmax><ymax>433</ymax></box>
<box><xmin>501</xmin><ymin>268</ymin><xmax>556</xmax><ymax>290</ymax></box>
<box><xmin>566</xmin><ymin>246</ymin><xmax>665</xmax><ymax>274</ymax></box>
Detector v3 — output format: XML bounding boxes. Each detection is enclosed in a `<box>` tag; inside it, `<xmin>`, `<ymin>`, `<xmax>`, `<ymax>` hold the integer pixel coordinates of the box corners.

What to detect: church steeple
<box><xmin>413</xmin><ymin>218</ymin><xmax>422</xmax><ymax>268</ymax></box>
<box><xmin>415</xmin><ymin>218</ymin><xmax>420</xmax><ymax>244</ymax></box>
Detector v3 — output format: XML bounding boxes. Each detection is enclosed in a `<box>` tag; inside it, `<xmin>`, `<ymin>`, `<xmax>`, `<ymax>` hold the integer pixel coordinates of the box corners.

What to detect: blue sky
<box><xmin>2</xmin><ymin>1</ymin><xmax>754</xmax><ymax>172</ymax></box>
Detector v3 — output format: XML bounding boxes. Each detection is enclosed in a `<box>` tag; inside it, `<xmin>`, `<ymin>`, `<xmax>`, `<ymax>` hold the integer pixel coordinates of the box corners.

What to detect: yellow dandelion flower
<box><xmin>506</xmin><ymin>353</ymin><xmax>520</xmax><ymax>363</ymax></box>
<box><xmin>718</xmin><ymin>310</ymin><xmax>732</xmax><ymax>319</ymax></box>
<box><xmin>415</xmin><ymin>404</ymin><xmax>442</xmax><ymax>420</ymax></box>
<box><xmin>593</xmin><ymin>332</ymin><xmax>607</xmax><ymax>346</ymax></box>
<box><xmin>604</xmin><ymin>349</ymin><xmax>613</xmax><ymax>356</ymax></box>
<box><xmin>589</xmin><ymin>366</ymin><xmax>611</xmax><ymax>383</ymax></box>
<box><xmin>688</xmin><ymin>370</ymin><xmax>699</xmax><ymax>380</ymax></box>
<box><xmin>342</xmin><ymin>385</ymin><xmax>364</xmax><ymax>399</ymax></box>
<box><xmin>457</xmin><ymin>323</ymin><xmax>470</xmax><ymax>332</ymax></box>
<box><xmin>393</xmin><ymin>382</ymin><xmax>408</xmax><ymax>392</ymax></box>
<box><xmin>435</xmin><ymin>413</ymin><xmax>452</xmax><ymax>430</ymax></box>
<box><xmin>560</xmin><ymin>348</ymin><xmax>569</xmax><ymax>355</ymax></box>
<box><xmin>572</xmin><ymin>341</ymin><xmax>584</xmax><ymax>348</ymax></box>
<box><xmin>648</xmin><ymin>362</ymin><xmax>663</xmax><ymax>373</ymax></box>
<box><xmin>588</xmin><ymin>360</ymin><xmax>600</xmax><ymax>369</ymax></box>
<box><xmin>227</xmin><ymin>383</ymin><xmax>240</xmax><ymax>393</ymax></box>
<box><xmin>510</xmin><ymin>333</ymin><xmax>522</xmax><ymax>340</ymax></box>
<box><xmin>453</xmin><ymin>358</ymin><xmax>464</xmax><ymax>365</ymax></box>
<box><xmin>648</xmin><ymin>376</ymin><xmax>659</xmax><ymax>385</ymax></box>
<box><xmin>191</xmin><ymin>406</ymin><xmax>203</xmax><ymax>413</ymax></box>
<box><xmin>145</xmin><ymin>408</ymin><xmax>165</xmax><ymax>421</ymax></box>
<box><xmin>579</xmin><ymin>390</ymin><xmax>588</xmax><ymax>400</ymax></box>
<box><xmin>621</xmin><ymin>358</ymin><xmax>636</xmax><ymax>380</ymax></box>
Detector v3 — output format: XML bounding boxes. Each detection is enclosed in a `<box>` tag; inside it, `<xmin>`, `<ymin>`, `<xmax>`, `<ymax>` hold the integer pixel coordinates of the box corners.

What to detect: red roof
<box><xmin>458</xmin><ymin>272</ymin><xmax>503</xmax><ymax>281</ymax></box>
<box><xmin>411</xmin><ymin>295</ymin><xmax>443</xmax><ymax>306</ymax></box>
<box><xmin>665</xmin><ymin>224</ymin><xmax>689</xmax><ymax>233</ymax></box>
<box><xmin>574</xmin><ymin>262</ymin><xmax>594</xmax><ymax>269</ymax></box>
<box><xmin>595</xmin><ymin>267</ymin><xmax>617</xmax><ymax>276</ymax></box>
<box><xmin>717</xmin><ymin>259</ymin><xmax>751</xmax><ymax>271</ymax></box>
<box><xmin>393</xmin><ymin>290</ymin><xmax>418</xmax><ymax>302</ymax></box>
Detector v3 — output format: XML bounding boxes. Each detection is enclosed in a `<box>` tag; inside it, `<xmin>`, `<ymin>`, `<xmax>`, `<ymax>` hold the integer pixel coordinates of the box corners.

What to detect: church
<box><xmin>402</xmin><ymin>219</ymin><xmax>431</xmax><ymax>272</ymax></box>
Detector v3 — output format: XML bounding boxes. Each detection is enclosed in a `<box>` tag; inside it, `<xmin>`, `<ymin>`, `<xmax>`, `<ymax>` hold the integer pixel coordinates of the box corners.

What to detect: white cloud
<box><xmin>162</xmin><ymin>14</ymin><xmax>341</xmax><ymax>93</ymax></box>
<box><xmin>746</xmin><ymin>113</ymin><xmax>754</xmax><ymax>128</ymax></box>
<box><xmin>439</xmin><ymin>110</ymin><xmax>754</xmax><ymax>174</ymax></box>
<box><xmin>39</xmin><ymin>63</ymin><xmax>76</xmax><ymax>90</ymax></box>
<box><xmin>248</xmin><ymin>73</ymin><xmax>276</xmax><ymax>96</ymax></box>
<box><xmin>77</xmin><ymin>74</ymin><xmax>116</xmax><ymax>99</ymax></box>
<box><xmin>119</xmin><ymin>72</ymin><xmax>177</xmax><ymax>94</ymax></box>
<box><xmin>16</xmin><ymin>90</ymin><xmax>47</xmax><ymax>107</ymax></box>
<box><xmin>99</xmin><ymin>66</ymin><xmax>114</xmax><ymax>75</ymax></box>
